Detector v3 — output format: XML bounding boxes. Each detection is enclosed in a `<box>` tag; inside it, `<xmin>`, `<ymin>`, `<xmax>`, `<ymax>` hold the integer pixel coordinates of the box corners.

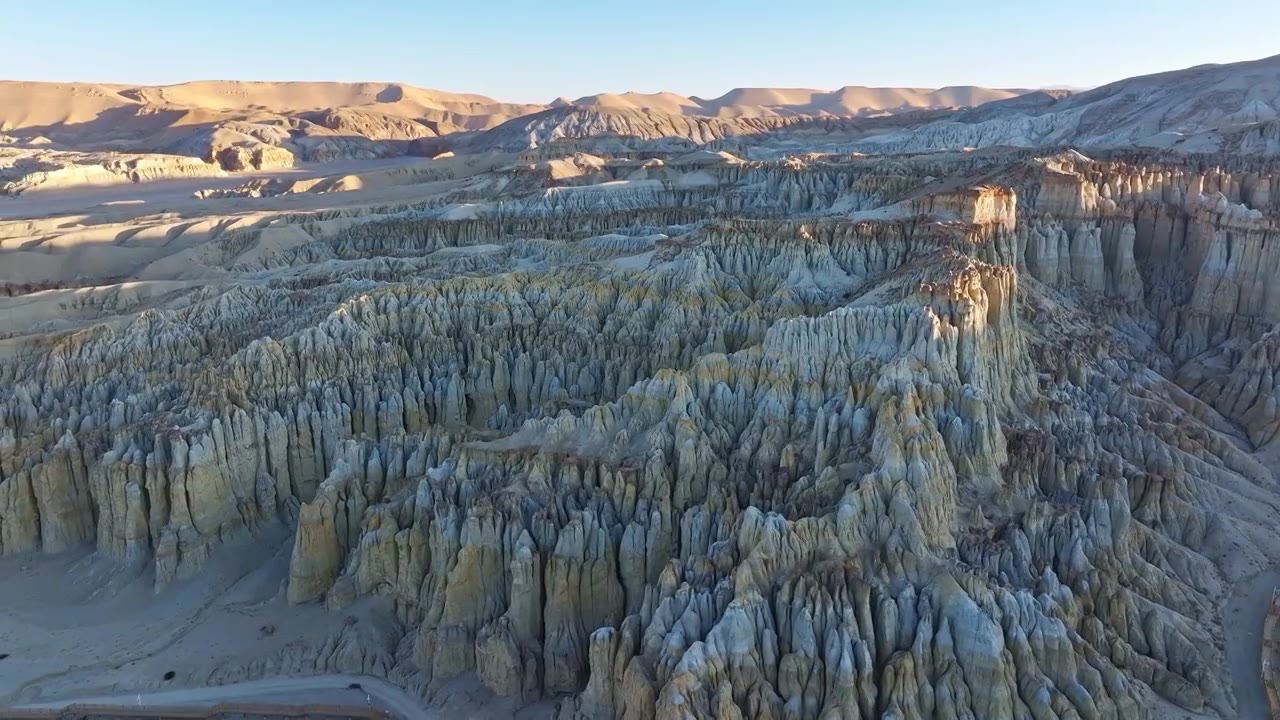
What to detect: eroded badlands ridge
<box><xmin>3</xmin><ymin>146</ymin><xmax>1280</xmax><ymax>719</ymax></box>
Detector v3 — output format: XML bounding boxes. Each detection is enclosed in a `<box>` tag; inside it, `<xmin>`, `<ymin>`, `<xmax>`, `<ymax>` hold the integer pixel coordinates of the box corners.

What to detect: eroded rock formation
<box><xmin>3</xmin><ymin>146</ymin><xmax>1280</xmax><ymax>719</ymax></box>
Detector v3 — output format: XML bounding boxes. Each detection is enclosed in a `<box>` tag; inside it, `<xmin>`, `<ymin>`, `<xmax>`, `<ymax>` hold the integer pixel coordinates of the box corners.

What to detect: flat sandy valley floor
<box><xmin>0</xmin><ymin>528</ymin><xmax>398</xmax><ymax>708</ymax></box>
<box><xmin>0</xmin><ymin>157</ymin><xmax>428</xmax><ymax>221</ymax></box>
<box><xmin>0</xmin><ymin>529</ymin><xmax>543</xmax><ymax>718</ymax></box>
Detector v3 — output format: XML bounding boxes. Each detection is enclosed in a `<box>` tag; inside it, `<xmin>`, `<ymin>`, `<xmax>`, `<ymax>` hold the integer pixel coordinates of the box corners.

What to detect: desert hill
<box><xmin>570</xmin><ymin>85</ymin><xmax>1033</xmax><ymax>117</ymax></box>
<box><xmin>0</xmin><ymin>80</ymin><xmax>544</xmax><ymax>133</ymax></box>
<box><xmin>0</xmin><ymin>79</ymin><xmax>1029</xmax><ymax>137</ymax></box>
<box><xmin>853</xmin><ymin>53</ymin><xmax>1280</xmax><ymax>153</ymax></box>
<box><xmin>8</xmin><ymin>55</ymin><xmax>1280</xmax><ymax>197</ymax></box>
<box><xmin>0</xmin><ymin>79</ymin><xmax>1036</xmax><ymax>188</ymax></box>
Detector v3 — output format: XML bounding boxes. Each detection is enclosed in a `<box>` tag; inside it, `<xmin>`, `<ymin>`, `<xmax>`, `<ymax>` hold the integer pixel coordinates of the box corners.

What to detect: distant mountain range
<box><xmin>3</xmin><ymin>54</ymin><xmax>1279</xmax><ymax>173</ymax></box>
<box><xmin>0</xmin><ymin>80</ymin><xmax>1043</xmax><ymax>170</ymax></box>
<box><xmin>0</xmin><ymin>80</ymin><xmax>1033</xmax><ymax>139</ymax></box>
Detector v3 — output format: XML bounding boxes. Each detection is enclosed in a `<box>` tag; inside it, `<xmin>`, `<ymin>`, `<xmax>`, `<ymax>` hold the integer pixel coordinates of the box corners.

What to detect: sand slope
<box><xmin>0</xmin><ymin>79</ymin><xmax>1032</xmax><ymax>138</ymax></box>
<box><xmin>852</xmin><ymin>53</ymin><xmax>1280</xmax><ymax>152</ymax></box>
<box><xmin>0</xmin><ymin>80</ymin><xmax>1038</xmax><ymax>182</ymax></box>
<box><xmin>0</xmin><ymin>80</ymin><xmax>543</xmax><ymax>131</ymax></box>
<box><xmin>570</xmin><ymin>85</ymin><xmax>1032</xmax><ymax>117</ymax></box>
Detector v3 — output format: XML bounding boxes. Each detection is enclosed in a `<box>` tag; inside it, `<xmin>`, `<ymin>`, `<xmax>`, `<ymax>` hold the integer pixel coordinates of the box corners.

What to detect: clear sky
<box><xmin>7</xmin><ymin>0</ymin><xmax>1279</xmax><ymax>103</ymax></box>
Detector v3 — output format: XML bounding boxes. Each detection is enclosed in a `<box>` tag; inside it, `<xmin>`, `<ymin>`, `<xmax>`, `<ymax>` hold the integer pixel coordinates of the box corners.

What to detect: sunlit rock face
<box><xmin>3</xmin><ymin>145</ymin><xmax>1280</xmax><ymax>719</ymax></box>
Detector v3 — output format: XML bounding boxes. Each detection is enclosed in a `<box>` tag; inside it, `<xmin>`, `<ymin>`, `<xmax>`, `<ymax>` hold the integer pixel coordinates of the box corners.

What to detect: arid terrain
<box><xmin>3</xmin><ymin>55</ymin><xmax>1280</xmax><ymax>719</ymax></box>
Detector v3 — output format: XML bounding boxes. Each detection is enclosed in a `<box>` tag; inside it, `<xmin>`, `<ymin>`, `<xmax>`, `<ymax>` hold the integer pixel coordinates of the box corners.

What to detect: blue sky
<box><xmin>8</xmin><ymin>1</ymin><xmax>1279</xmax><ymax>102</ymax></box>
